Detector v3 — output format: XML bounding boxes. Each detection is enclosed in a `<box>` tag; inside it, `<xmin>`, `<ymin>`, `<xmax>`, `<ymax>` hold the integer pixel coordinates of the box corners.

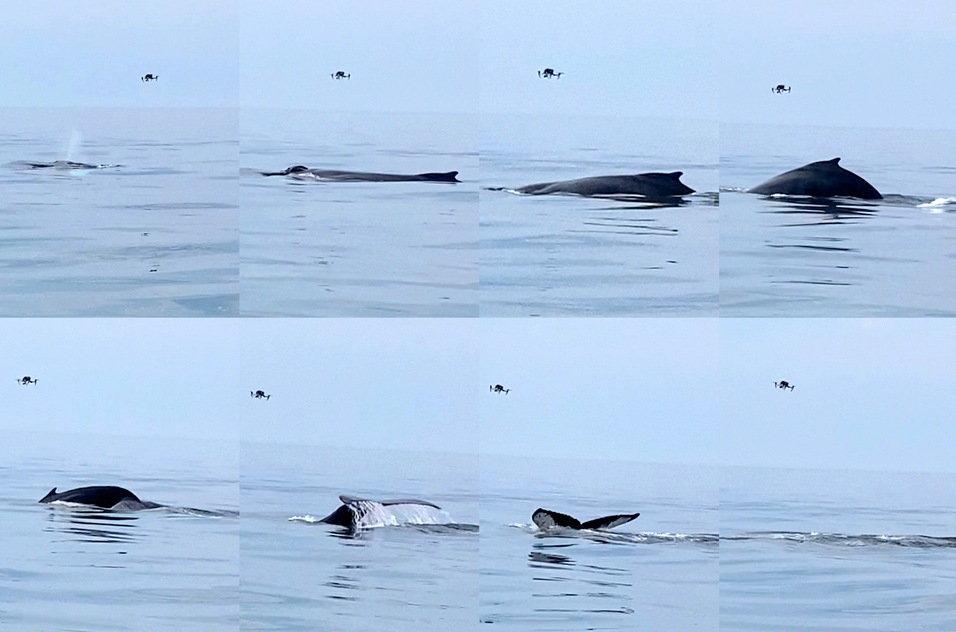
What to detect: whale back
<box><xmin>39</xmin><ymin>485</ymin><xmax>142</xmax><ymax>509</ymax></box>
<box><xmin>517</xmin><ymin>172</ymin><xmax>694</xmax><ymax>198</ymax></box>
<box><xmin>750</xmin><ymin>158</ymin><xmax>882</xmax><ymax>199</ymax></box>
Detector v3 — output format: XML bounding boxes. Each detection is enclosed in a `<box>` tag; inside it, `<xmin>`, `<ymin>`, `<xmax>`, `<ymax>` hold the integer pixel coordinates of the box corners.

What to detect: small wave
<box><xmin>510</xmin><ymin>523</ymin><xmax>717</xmax><ymax>545</ymax></box>
<box><xmin>918</xmin><ymin>197</ymin><xmax>956</xmax><ymax>209</ymax></box>
<box><xmin>725</xmin><ymin>531</ymin><xmax>956</xmax><ymax>548</ymax></box>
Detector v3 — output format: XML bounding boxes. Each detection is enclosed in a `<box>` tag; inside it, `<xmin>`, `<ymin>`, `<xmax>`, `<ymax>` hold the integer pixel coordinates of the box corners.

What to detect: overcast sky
<box><xmin>240</xmin><ymin>0</ymin><xmax>478</xmax><ymax>113</ymax></box>
<box><xmin>480</xmin><ymin>318</ymin><xmax>720</xmax><ymax>465</ymax></box>
<box><xmin>0</xmin><ymin>1</ymin><xmax>236</xmax><ymax>108</ymax></box>
<box><xmin>721</xmin><ymin>318</ymin><xmax>956</xmax><ymax>473</ymax></box>
<box><xmin>2</xmin><ymin>318</ymin><xmax>239</xmax><ymax>441</ymax></box>
<box><xmin>720</xmin><ymin>0</ymin><xmax>956</xmax><ymax>130</ymax></box>
<box><xmin>239</xmin><ymin>319</ymin><xmax>478</xmax><ymax>454</ymax></box>
<box><xmin>480</xmin><ymin>0</ymin><xmax>717</xmax><ymax>119</ymax></box>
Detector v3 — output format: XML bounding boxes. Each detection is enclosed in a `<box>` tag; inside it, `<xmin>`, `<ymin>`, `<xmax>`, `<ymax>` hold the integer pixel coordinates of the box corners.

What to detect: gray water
<box><xmin>241</xmin><ymin>443</ymin><xmax>478</xmax><ymax>630</ymax></box>
<box><xmin>0</xmin><ymin>107</ymin><xmax>239</xmax><ymax>316</ymax></box>
<box><xmin>481</xmin><ymin>454</ymin><xmax>719</xmax><ymax>630</ymax></box>
<box><xmin>240</xmin><ymin>109</ymin><xmax>478</xmax><ymax>316</ymax></box>
<box><xmin>480</xmin><ymin>113</ymin><xmax>719</xmax><ymax>316</ymax></box>
<box><xmin>0</xmin><ymin>431</ymin><xmax>239</xmax><ymax>631</ymax></box>
<box><xmin>721</xmin><ymin>466</ymin><xmax>956</xmax><ymax>631</ymax></box>
<box><xmin>721</xmin><ymin>123</ymin><xmax>956</xmax><ymax>316</ymax></box>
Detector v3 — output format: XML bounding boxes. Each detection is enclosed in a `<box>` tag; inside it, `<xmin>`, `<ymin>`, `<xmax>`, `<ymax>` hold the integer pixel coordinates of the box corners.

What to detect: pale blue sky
<box><xmin>240</xmin><ymin>0</ymin><xmax>478</xmax><ymax>113</ymax></box>
<box><xmin>722</xmin><ymin>319</ymin><xmax>956</xmax><ymax>473</ymax></box>
<box><xmin>720</xmin><ymin>0</ymin><xmax>956</xmax><ymax>130</ymax></box>
<box><xmin>2</xmin><ymin>319</ymin><xmax>239</xmax><ymax>441</ymax></box>
<box><xmin>239</xmin><ymin>319</ymin><xmax>478</xmax><ymax>454</ymax></box>
<box><xmin>480</xmin><ymin>0</ymin><xmax>718</xmax><ymax>119</ymax></box>
<box><xmin>481</xmin><ymin>318</ymin><xmax>720</xmax><ymax>465</ymax></box>
<box><xmin>0</xmin><ymin>1</ymin><xmax>236</xmax><ymax>108</ymax></box>
<box><xmin>6</xmin><ymin>318</ymin><xmax>951</xmax><ymax>473</ymax></box>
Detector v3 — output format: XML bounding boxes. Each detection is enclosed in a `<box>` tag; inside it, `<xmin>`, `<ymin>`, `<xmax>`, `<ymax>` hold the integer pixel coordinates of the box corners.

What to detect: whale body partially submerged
<box><xmin>749</xmin><ymin>158</ymin><xmax>882</xmax><ymax>200</ymax></box>
<box><xmin>507</xmin><ymin>172</ymin><xmax>695</xmax><ymax>200</ymax></box>
<box><xmin>39</xmin><ymin>486</ymin><xmax>162</xmax><ymax>510</ymax></box>
<box><xmin>261</xmin><ymin>166</ymin><xmax>460</xmax><ymax>183</ymax></box>
<box><xmin>318</xmin><ymin>495</ymin><xmax>442</xmax><ymax>528</ymax></box>
<box><xmin>24</xmin><ymin>160</ymin><xmax>118</xmax><ymax>170</ymax></box>
<box><xmin>532</xmin><ymin>508</ymin><xmax>640</xmax><ymax>531</ymax></box>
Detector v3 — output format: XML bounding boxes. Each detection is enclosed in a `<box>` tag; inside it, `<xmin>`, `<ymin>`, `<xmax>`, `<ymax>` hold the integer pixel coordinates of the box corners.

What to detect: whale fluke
<box><xmin>532</xmin><ymin>508</ymin><xmax>640</xmax><ymax>531</ymax></box>
<box><xmin>749</xmin><ymin>158</ymin><xmax>882</xmax><ymax>199</ymax></box>
<box><xmin>39</xmin><ymin>485</ymin><xmax>161</xmax><ymax>510</ymax></box>
<box><xmin>319</xmin><ymin>495</ymin><xmax>441</xmax><ymax>528</ymax></box>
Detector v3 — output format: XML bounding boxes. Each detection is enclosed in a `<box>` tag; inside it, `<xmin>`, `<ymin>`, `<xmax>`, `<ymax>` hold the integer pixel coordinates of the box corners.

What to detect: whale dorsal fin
<box><xmin>827</xmin><ymin>158</ymin><xmax>841</xmax><ymax>165</ymax></box>
<box><xmin>580</xmin><ymin>513</ymin><xmax>640</xmax><ymax>530</ymax></box>
<box><xmin>667</xmin><ymin>172</ymin><xmax>684</xmax><ymax>179</ymax></box>
<box><xmin>39</xmin><ymin>487</ymin><xmax>58</xmax><ymax>503</ymax></box>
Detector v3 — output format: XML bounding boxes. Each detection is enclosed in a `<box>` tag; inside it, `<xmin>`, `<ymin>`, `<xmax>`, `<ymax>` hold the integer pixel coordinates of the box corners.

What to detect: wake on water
<box><xmin>724</xmin><ymin>531</ymin><xmax>956</xmax><ymax>548</ymax></box>
<box><xmin>509</xmin><ymin>522</ymin><xmax>718</xmax><ymax>546</ymax></box>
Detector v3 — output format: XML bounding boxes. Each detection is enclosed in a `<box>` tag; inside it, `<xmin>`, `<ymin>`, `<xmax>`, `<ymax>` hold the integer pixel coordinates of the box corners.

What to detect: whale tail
<box><xmin>533</xmin><ymin>508</ymin><xmax>640</xmax><ymax>531</ymax></box>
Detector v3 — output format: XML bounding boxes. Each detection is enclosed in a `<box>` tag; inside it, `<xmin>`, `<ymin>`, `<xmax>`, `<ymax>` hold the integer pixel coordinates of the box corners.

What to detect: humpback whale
<box><xmin>749</xmin><ymin>158</ymin><xmax>882</xmax><ymax>199</ymax></box>
<box><xmin>24</xmin><ymin>160</ymin><xmax>117</xmax><ymax>170</ymax></box>
<box><xmin>319</xmin><ymin>495</ymin><xmax>441</xmax><ymax>528</ymax></box>
<box><xmin>532</xmin><ymin>508</ymin><xmax>640</xmax><ymax>531</ymax></box>
<box><xmin>39</xmin><ymin>486</ymin><xmax>162</xmax><ymax>510</ymax></box>
<box><xmin>509</xmin><ymin>172</ymin><xmax>694</xmax><ymax>200</ymax></box>
<box><xmin>261</xmin><ymin>166</ymin><xmax>460</xmax><ymax>182</ymax></box>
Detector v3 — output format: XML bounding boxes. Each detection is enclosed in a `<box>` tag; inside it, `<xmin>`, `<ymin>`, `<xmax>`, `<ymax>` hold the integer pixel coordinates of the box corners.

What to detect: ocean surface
<box><xmin>480</xmin><ymin>113</ymin><xmax>719</xmax><ymax>316</ymax></box>
<box><xmin>0</xmin><ymin>431</ymin><xmax>239</xmax><ymax>630</ymax></box>
<box><xmin>240</xmin><ymin>109</ymin><xmax>478</xmax><ymax>317</ymax></box>
<box><xmin>721</xmin><ymin>123</ymin><xmax>956</xmax><ymax>316</ymax></box>
<box><xmin>721</xmin><ymin>466</ymin><xmax>956</xmax><ymax>632</ymax></box>
<box><xmin>241</xmin><ymin>443</ymin><xmax>479</xmax><ymax>630</ymax></box>
<box><xmin>0</xmin><ymin>107</ymin><xmax>239</xmax><ymax>316</ymax></box>
<box><xmin>481</xmin><ymin>454</ymin><xmax>719</xmax><ymax>630</ymax></box>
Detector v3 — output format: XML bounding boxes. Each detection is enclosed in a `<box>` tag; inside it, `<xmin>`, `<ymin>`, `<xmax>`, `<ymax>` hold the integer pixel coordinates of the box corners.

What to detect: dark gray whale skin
<box><xmin>25</xmin><ymin>160</ymin><xmax>111</xmax><ymax>170</ymax></box>
<box><xmin>532</xmin><ymin>508</ymin><xmax>640</xmax><ymax>530</ymax></box>
<box><xmin>749</xmin><ymin>158</ymin><xmax>882</xmax><ymax>199</ymax></box>
<box><xmin>514</xmin><ymin>172</ymin><xmax>694</xmax><ymax>199</ymax></box>
<box><xmin>262</xmin><ymin>166</ymin><xmax>460</xmax><ymax>182</ymax></box>
<box><xmin>319</xmin><ymin>495</ymin><xmax>441</xmax><ymax>527</ymax></box>
<box><xmin>39</xmin><ymin>486</ymin><xmax>161</xmax><ymax>510</ymax></box>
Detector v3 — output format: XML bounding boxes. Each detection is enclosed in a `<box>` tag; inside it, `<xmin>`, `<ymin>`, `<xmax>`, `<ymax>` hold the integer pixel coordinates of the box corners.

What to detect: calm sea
<box><xmin>0</xmin><ymin>431</ymin><xmax>239</xmax><ymax>630</ymax></box>
<box><xmin>240</xmin><ymin>109</ymin><xmax>478</xmax><ymax>317</ymax></box>
<box><xmin>721</xmin><ymin>466</ymin><xmax>956</xmax><ymax>632</ymax></box>
<box><xmin>0</xmin><ymin>107</ymin><xmax>239</xmax><ymax>316</ymax></box>
<box><xmin>241</xmin><ymin>443</ymin><xmax>478</xmax><ymax>630</ymax></box>
<box><xmin>721</xmin><ymin>122</ymin><xmax>956</xmax><ymax>316</ymax></box>
<box><xmin>480</xmin><ymin>454</ymin><xmax>719</xmax><ymax>630</ymax></box>
<box><xmin>480</xmin><ymin>113</ymin><xmax>719</xmax><ymax>316</ymax></box>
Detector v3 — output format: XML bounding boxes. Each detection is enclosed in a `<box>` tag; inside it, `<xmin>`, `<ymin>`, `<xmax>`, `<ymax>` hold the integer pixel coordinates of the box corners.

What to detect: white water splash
<box><xmin>918</xmin><ymin>197</ymin><xmax>956</xmax><ymax>210</ymax></box>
